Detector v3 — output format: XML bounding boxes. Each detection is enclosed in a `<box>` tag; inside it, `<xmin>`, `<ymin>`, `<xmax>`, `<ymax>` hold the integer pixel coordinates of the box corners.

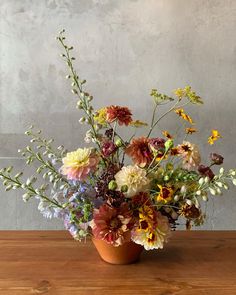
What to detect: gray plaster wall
<box><xmin>0</xmin><ymin>0</ymin><xmax>236</xmax><ymax>230</ymax></box>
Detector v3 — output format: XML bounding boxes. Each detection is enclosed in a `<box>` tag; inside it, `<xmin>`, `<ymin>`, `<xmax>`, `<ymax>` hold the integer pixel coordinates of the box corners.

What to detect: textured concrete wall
<box><xmin>0</xmin><ymin>0</ymin><xmax>236</xmax><ymax>229</ymax></box>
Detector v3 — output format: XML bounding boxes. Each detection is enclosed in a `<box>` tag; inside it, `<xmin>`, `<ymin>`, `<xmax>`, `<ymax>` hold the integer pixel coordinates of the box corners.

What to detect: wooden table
<box><xmin>0</xmin><ymin>231</ymin><xmax>235</xmax><ymax>295</ymax></box>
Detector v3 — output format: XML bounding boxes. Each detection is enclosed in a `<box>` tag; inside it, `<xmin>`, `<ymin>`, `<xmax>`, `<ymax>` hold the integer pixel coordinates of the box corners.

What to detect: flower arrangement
<box><xmin>1</xmin><ymin>30</ymin><xmax>236</xmax><ymax>252</ymax></box>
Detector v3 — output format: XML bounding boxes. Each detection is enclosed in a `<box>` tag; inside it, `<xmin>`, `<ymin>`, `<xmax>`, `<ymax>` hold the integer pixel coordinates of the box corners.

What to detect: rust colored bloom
<box><xmin>179</xmin><ymin>204</ymin><xmax>201</xmax><ymax>219</ymax></box>
<box><xmin>91</xmin><ymin>203</ymin><xmax>132</xmax><ymax>246</ymax></box>
<box><xmin>126</xmin><ymin>137</ymin><xmax>153</xmax><ymax>167</ymax></box>
<box><xmin>170</xmin><ymin>147</ymin><xmax>179</xmax><ymax>156</ymax></box>
<box><xmin>106</xmin><ymin>105</ymin><xmax>132</xmax><ymax>126</ymax></box>
<box><xmin>185</xmin><ymin>127</ymin><xmax>197</xmax><ymax>134</ymax></box>
<box><xmin>132</xmin><ymin>192</ymin><xmax>151</xmax><ymax>208</ymax></box>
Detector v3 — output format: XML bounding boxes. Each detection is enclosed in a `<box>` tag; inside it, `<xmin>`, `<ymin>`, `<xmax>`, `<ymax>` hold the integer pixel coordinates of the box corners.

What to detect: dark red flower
<box><xmin>149</xmin><ymin>137</ymin><xmax>166</xmax><ymax>150</ymax></box>
<box><xmin>101</xmin><ymin>141</ymin><xmax>117</xmax><ymax>157</ymax></box>
<box><xmin>210</xmin><ymin>153</ymin><xmax>224</xmax><ymax>165</ymax></box>
<box><xmin>198</xmin><ymin>164</ymin><xmax>215</xmax><ymax>180</ymax></box>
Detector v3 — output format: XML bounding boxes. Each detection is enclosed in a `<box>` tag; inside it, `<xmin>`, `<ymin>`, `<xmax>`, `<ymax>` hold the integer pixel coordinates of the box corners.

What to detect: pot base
<box><xmin>92</xmin><ymin>238</ymin><xmax>143</xmax><ymax>265</ymax></box>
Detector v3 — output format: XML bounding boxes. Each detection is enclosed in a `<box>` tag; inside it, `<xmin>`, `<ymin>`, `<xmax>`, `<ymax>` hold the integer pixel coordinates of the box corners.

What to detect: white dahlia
<box><xmin>114</xmin><ymin>165</ymin><xmax>150</xmax><ymax>198</ymax></box>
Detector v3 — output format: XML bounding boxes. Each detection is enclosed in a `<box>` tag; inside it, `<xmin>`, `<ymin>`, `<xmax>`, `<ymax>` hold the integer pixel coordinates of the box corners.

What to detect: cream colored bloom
<box><xmin>61</xmin><ymin>148</ymin><xmax>99</xmax><ymax>181</ymax></box>
<box><xmin>114</xmin><ymin>165</ymin><xmax>150</xmax><ymax>197</ymax></box>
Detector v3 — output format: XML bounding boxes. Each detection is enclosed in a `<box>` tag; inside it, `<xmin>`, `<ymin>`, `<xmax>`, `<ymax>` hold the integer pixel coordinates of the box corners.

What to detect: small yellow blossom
<box><xmin>174</xmin><ymin>88</ymin><xmax>185</xmax><ymax>99</ymax></box>
<box><xmin>174</xmin><ymin>108</ymin><xmax>194</xmax><ymax>124</ymax></box>
<box><xmin>93</xmin><ymin>108</ymin><xmax>107</xmax><ymax>125</ymax></box>
<box><xmin>162</xmin><ymin>130</ymin><xmax>173</xmax><ymax>139</ymax></box>
<box><xmin>208</xmin><ymin>130</ymin><xmax>222</xmax><ymax>145</ymax></box>
<box><xmin>174</xmin><ymin>86</ymin><xmax>203</xmax><ymax>104</ymax></box>
<box><xmin>156</xmin><ymin>185</ymin><xmax>174</xmax><ymax>203</ymax></box>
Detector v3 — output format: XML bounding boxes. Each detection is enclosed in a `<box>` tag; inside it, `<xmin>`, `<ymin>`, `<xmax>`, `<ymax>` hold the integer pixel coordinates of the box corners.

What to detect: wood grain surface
<box><xmin>0</xmin><ymin>231</ymin><xmax>235</xmax><ymax>295</ymax></box>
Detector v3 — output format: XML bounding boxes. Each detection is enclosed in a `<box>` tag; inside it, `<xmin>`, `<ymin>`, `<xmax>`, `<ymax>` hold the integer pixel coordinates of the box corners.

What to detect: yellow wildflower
<box><xmin>185</xmin><ymin>127</ymin><xmax>197</xmax><ymax>134</ymax></box>
<box><xmin>174</xmin><ymin>88</ymin><xmax>185</xmax><ymax>99</ymax></box>
<box><xmin>174</xmin><ymin>86</ymin><xmax>203</xmax><ymax>104</ymax></box>
<box><xmin>208</xmin><ymin>130</ymin><xmax>222</xmax><ymax>145</ymax></box>
<box><xmin>174</xmin><ymin>108</ymin><xmax>194</xmax><ymax>124</ymax></box>
<box><xmin>156</xmin><ymin>185</ymin><xmax>174</xmax><ymax>203</ymax></box>
<box><xmin>162</xmin><ymin>130</ymin><xmax>173</xmax><ymax>139</ymax></box>
<box><xmin>93</xmin><ymin>108</ymin><xmax>107</xmax><ymax>125</ymax></box>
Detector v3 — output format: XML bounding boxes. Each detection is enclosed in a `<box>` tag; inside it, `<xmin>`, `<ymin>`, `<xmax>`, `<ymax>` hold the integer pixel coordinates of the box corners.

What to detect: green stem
<box><xmin>147</xmin><ymin>99</ymin><xmax>180</xmax><ymax>138</ymax></box>
<box><xmin>0</xmin><ymin>173</ymin><xmax>63</xmax><ymax>208</ymax></box>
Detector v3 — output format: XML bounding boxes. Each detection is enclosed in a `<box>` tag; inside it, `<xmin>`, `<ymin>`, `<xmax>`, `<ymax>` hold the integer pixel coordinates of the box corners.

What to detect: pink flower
<box><xmin>91</xmin><ymin>203</ymin><xmax>132</xmax><ymax>246</ymax></box>
<box><xmin>61</xmin><ymin>148</ymin><xmax>99</xmax><ymax>181</ymax></box>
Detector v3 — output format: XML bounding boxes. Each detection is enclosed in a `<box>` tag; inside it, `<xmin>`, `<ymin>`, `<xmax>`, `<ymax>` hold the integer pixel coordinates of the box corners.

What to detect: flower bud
<box><xmin>79</xmin><ymin>117</ymin><xmax>86</xmax><ymax>124</ymax></box>
<box><xmin>219</xmin><ymin>167</ymin><xmax>224</xmax><ymax>174</ymax></box>
<box><xmin>174</xmin><ymin>195</ymin><xmax>180</xmax><ymax>201</ymax></box>
<box><xmin>210</xmin><ymin>153</ymin><xmax>224</xmax><ymax>165</ymax></box>
<box><xmin>171</xmin><ymin>211</ymin><xmax>178</xmax><ymax>219</ymax></box>
<box><xmin>164</xmin><ymin>175</ymin><xmax>170</xmax><ymax>181</ymax></box>
<box><xmin>22</xmin><ymin>193</ymin><xmax>31</xmax><ymax>202</ymax></box>
<box><xmin>164</xmin><ymin>139</ymin><xmax>174</xmax><ymax>151</ymax></box>
<box><xmin>209</xmin><ymin>188</ymin><xmax>216</xmax><ymax>195</ymax></box>
<box><xmin>198</xmin><ymin>178</ymin><xmax>204</xmax><ymax>185</ymax></box>
<box><xmin>202</xmin><ymin>195</ymin><xmax>208</xmax><ymax>202</ymax></box>
<box><xmin>121</xmin><ymin>185</ymin><xmax>128</xmax><ymax>193</ymax></box>
<box><xmin>186</xmin><ymin>199</ymin><xmax>192</xmax><ymax>206</ymax></box>
<box><xmin>108</xmin><ymin>180</ymin><xmax>117</xmax><ymax>190</ymax></box>
<box><xmin>180</xmin><ymin>185</ymin><xmax>187</xmax><ymax>194</ymax></box>
<box><xmin>115</xmin><ymin>138</ymin><xmax>123</xmax><ymax>147</ymax></box>
<box><xmin>224</xmin><ymin>184</ymin><xmax>229</xmax><ymax>190</ymax></box>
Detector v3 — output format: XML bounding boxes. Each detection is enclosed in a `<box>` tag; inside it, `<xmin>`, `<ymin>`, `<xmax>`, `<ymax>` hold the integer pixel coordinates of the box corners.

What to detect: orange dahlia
<box><xmin>125</xmin><ymin>137</ymin><xmax>152</xmax><ymax>167</ymax></box>
<box><xmin>106</xmin><ymin>105</ymin><xmax>132</xmax><ymax>126</ymax></box>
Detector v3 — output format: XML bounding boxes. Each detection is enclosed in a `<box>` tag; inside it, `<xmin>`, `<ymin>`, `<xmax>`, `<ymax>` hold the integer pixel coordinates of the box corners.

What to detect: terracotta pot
<box><xmin>92</xmin><ymin>238</ymin><xmax>143</xmax><ymax>264</ymax></box>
